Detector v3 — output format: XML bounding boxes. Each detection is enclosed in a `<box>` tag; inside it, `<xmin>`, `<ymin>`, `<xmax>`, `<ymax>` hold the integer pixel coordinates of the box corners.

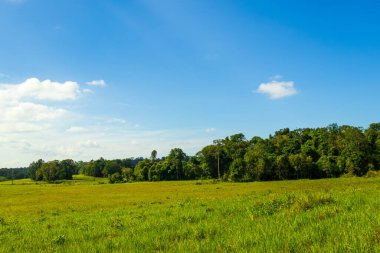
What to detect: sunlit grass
<box><xmin>1</xmin><ymin>177</ymin><xmax>380</xmax><ymax>252</ymax></box>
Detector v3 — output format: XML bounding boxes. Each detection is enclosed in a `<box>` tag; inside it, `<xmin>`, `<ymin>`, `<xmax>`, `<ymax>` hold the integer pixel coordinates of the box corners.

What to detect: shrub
<box><xmin>108</xmin><ymin>172</ymin><xmax>123</xmax><ymax>184</ymax></box>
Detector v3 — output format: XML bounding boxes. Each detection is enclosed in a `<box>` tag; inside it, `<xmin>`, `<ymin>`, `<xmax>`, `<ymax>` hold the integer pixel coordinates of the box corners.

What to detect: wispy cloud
<box><xmin>86</xmin><ymin>80</ymin><xmax>106</xmax><ymax>87</ymax></box>
<box><xmin>269</xmin><ymin>74</ymin><xmax>283</xmax><ymax>80</ymax></box>
<box><xmin>256</xmin><ymin>80</ymin><xmax>297</xmax><ymax>99</ymax></box>
<box><xmin>67</xmin><ymin>126</ymin><xmax>87</xmax><ymax>133</ymax></box>
<box><xmin>79</xmin><ymin>140</ymin><xmax>99</xmax><ymax>148</ymax></box>
<box><xmin>205</xmin><ymin>127</ymin><xmax>216</xmax><ymax>133</ymax></box>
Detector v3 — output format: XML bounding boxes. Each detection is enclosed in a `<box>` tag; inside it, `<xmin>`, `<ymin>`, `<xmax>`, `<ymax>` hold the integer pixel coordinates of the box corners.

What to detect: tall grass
<box><xmin>1</xmin><ymin>177</ymin><xmax>379</xmax><ymax>252</ymax></box>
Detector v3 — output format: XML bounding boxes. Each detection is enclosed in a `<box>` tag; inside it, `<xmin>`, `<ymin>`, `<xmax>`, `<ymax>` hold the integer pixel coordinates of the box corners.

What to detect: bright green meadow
<box><xmin>1</xmin><ymin>176</ymin><xmax>380</xmax><ymax>252</ymax></box>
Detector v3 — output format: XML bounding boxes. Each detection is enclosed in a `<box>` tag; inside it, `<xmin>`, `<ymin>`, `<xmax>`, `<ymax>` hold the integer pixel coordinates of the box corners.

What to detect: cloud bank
<box><xmin>0</xmin><ymin>78</ymin><xmax>81</xmax><ymax>132</ymax></box>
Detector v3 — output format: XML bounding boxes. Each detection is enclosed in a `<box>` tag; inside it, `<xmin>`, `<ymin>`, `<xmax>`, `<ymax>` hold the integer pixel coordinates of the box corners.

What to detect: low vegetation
<box><xmin>0</xmin><ymin>176</ymin><xmax>379</xmax><ymax>252</ymax></box>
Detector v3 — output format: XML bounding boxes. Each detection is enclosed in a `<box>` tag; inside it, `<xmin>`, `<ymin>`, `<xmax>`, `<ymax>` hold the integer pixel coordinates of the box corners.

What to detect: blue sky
<box><xmin>1</xmin><ymin>0</ymin><xmax>380</xmax><ymax>167</ymax></box>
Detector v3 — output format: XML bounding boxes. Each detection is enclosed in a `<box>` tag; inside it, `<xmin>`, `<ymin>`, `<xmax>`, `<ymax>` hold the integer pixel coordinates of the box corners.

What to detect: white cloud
<box><xmin>86</xmin><ymin>80</ymin><xmax>106</xmax><ymax>87</ymax></box>
<box><xmin>0</xmin><ymin>78</ymin><xmax>80</xmax><ymax>133</ymax></box>
<box><xmin>0</xmin><ymin>77</ymin><xmax>80</xmax><ymax>101</ymax></box>
<box><xmin>0</xmin><ymin>122</ymin><xmax>50</xmax><ymax>133</ymax></box>
<box><xmin>3</xmin><ymin>102</ymin><xmax>66</xmax><ymax>122</ymax></box>
<box><xmin>257</xmin><ymin>80</ymin><xmax>297</xmax><ymax>99</ymax></box>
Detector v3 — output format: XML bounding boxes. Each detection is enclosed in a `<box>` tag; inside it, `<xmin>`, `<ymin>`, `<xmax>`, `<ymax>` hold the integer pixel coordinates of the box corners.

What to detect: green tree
<box><xmin>289</xmin><ymin>153</ymin><xmax>313</xmax><ymax>179</ymax></box>
<box><xmin>244</xmin><ymin>141</ymin><xmax>273</xmax><ymax>181</ymax></box>
<box><xmin>274</xmin><ymin>155</ymin><xmax>290</xmax><ymax>180</ymax></box>
<box><xmin>58</xmin><ymin>159</ymin><xmax>76</xmax><ymax>180</ymax></box>
<box><xmin>228</xmin><ymin>158</ymin><xmax>246</xmax><ymax>181</ymax></box>
<box><xmin>102</xmin><ymin>160</ymin><xmax>122</xmax><ymax>177</ymax></box>
<box><xmin>337</xmin><ymin>126</ymin><xmax>370</xmax><ymax>176</ymax></box>
<box><xmin>109</xmin><ymin>172</ymin><xmax>123</xmax><ymax>184</ymax></box>
<box><xmin>316</xmin><ymin>155</ymin><xmax>340</xmax><ymax>178</ymax></box>
<box><xmin>167</xmin><ymin>148</ymin><xmax>186</xmax><ymax>180</ymax></box>
<box><xmin>122</xmin><ymin>167</ymin><xmax>133</xmax><ymax>181</ymax></box>
<box><xmin>37</xmin><ymin>161</ymin><xmax>60</xmax><ymax>182</ymax></box>
<box><xmin>150</xmin><ymin>150</ymin><xmax>157</xmax><ymax>161</ymax></box>
<box><xmin>133</xmin><ymin>160</ymin><xmax>151</xmax><ymax>181</ymax></box>
<box><xmin>28</xmin><ymin>159</ymin><xmax>44</xmax><ymax>181</ymax></box>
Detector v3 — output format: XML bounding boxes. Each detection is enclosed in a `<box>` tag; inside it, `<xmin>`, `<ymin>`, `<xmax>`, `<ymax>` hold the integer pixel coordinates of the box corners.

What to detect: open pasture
<box><xmin>1</xmin><ymin>177</ymin><xmax>380</xmax><ymax>252</ymax></box>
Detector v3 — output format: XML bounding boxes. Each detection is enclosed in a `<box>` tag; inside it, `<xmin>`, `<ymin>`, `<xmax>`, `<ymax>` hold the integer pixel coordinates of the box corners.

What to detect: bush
<box><xmin>108</xmin><ymin>172</ymin><xmax>123</xmax><ymax>184</ymax></box>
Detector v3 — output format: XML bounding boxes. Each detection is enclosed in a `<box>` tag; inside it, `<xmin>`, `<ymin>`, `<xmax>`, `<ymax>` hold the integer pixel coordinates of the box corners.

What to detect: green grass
<box><xmin>1</xmin><ymin>177</ymin><xmax>380</xmax><ymax>252</ymax></box>
<box><xmin>0</xmin><ymin>176</ymin><xmax>8</xmax><ymax>182</ymax></box>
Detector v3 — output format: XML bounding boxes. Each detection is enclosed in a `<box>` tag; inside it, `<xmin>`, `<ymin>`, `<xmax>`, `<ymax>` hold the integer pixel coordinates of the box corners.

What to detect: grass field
<box><xmin>1</xmin><ymin>176</ymin><xmax>380</xmax><ymax>252</ymax></box>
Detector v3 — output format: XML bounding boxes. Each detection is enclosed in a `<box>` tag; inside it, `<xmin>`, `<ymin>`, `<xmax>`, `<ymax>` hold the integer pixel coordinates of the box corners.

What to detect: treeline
<box><xmin>28</xmin><ymin>123</ymin><xmax>380</xmax><ymax>182</ymax></box>
<box><xmin>27</xmin><ymin>158</ymin><xmax>144</xmax><ymax>182</ymax></box>
<box><xmin>0</xmin><ymin>168</ymin><xmax>28</xmax><ymax>180</ymax></box>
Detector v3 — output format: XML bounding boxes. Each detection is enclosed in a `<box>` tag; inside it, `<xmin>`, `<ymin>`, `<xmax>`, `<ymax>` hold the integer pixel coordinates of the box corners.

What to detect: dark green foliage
<box><xmin>58</xmin><ymin>159</ymin><xmax>76</xmax><ymax>180</ymax></box>
<box><xmin>166</xmin><ymin>148</ymin><xmax>186</xmax><ymax>180</ymax></box>
<box><xmin>37</xmin><ymin>161</ymin><xmax>60</xmax><ymax>182</ymax></box>
<box><xmin>28</xmin><ymin>159</ymin><xmax>44</xmax><ymax>180</ymax></box>
<box><xmin>27</xmin><ymin>159</ymin><xmax>77</xmax><ymax>182</ymax></box>
<box><xmin>133</xmin><ymin>159</ymin><xmax>151</xmax><ymax>181</ymax></box>
<box><xmin>102</xmin><ymin>160</ymin><xmax>122</xmax><ymax>177</ymax></box>
<box><xmin>108</xmin><ymin>172</ymin><xmax>123</xmax><ymax>184</ymax></box>
<box><xmin>0</xmin><ymin>167</ymin><xmax>28</xmax><ymax>180</ymax></box>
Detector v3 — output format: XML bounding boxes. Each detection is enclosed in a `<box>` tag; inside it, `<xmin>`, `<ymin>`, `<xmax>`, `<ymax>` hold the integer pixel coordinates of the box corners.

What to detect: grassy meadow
<box><xmin>1</xmin><ymin>176</ymin><xmax>380</xmax><ymax>252</ymax></box>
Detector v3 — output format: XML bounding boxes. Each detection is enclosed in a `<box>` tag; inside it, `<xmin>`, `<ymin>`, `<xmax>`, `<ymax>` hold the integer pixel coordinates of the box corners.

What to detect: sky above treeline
<box><xmin>1</xmin><ymin>0</ymin><xmax>380</xmax><ymax>167</ymax></box>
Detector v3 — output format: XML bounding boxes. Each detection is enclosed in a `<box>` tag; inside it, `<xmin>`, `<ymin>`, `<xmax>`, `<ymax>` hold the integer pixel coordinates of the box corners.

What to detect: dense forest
<box><xmin>23</xmin><ymin>123</ymin><xmax>380</xmax><ymax>183</ymax></box>
<box><xmin>0</xmin><ymin>168</ymin><xmax>28</xmax><ymax>181</ymax></box>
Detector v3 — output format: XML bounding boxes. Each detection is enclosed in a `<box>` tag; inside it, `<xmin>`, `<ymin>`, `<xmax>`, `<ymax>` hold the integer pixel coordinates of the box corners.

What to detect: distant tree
<box><xmin>58</xmin><ymin>159</ymin><xmax>76</xmax><ymax>180</ymax></box>
<box><xmin>37</xmin><ymin>161</ymin><xmax>60</xmax><ymax>182</ymax></box>
<box><xmin>288</xmin><ymin>153</ymin><xmax>313</xmax><ymax>179</ymax></box>
<box><xmin>109</xmin><ymin>172</ymin><xmax>123</xmax><ymax>184</ymax></box>
<box><xmin>316</xmin><ymin>155</ymin><xmax>340</xmax><ymax>178</ymax></box>
<box><xmin>185</xmin><ymin>156</ymin><xmax>205</xmax><ymax>180</ymax></box>
<box><xmin>167</xmin><ymin>148</ymin><xmax>186</xmax><ymax>180</ymax></box>
<box><xmin>199</xmin><ymin>144</ymin><xmax>228</xmax><ymax>179</ymax></box>
<box><xmin>244</xmin><ymin>141</ymin><xmax>273</xmax><ymax>181</ymax></box>
<box><xmin>223</xmin><ymin>133</ymin><xmax>248</xmax><ymax>160</ymax></box>
<box><xmin>122</xmin><ymin>167</ymin><xmax>133</xmax><ymax>181</ymax></box>
<box><xmin>150</xmin><ymin>150</ymin><xmax>157</xmax><ymax>161</ymax></box>
<box><xmin>94</xmin><ymin>158</ymin><xmax>106</xmax><ymax>177</ymax></box>
<box><xmin>337</xmin><ymin>126</ymin><xmax>370</xmax><ymax>176</ymax></box>
<box><xmin>102</xmin><ymin>161</ymin><xmax>122</xmax><ymax>177</ymax></box>
<box><xmin>274</xmin><ymin>155</ymin><xmax>290</xmax><ymax>180</ymax></box>
<box><xmin>28</xmin><ymin>159</ymin><xmax>44</xmax><ymax>180</ymax></box>
<box><xmin>133</xmin><ymin>160</ymin><xmax>151</xmax><ymax>181</ymax></box>
<box><xmin>228</xmin><ymin>158</ymin><xmax>246</xmax><ymax>182</ymax></box>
